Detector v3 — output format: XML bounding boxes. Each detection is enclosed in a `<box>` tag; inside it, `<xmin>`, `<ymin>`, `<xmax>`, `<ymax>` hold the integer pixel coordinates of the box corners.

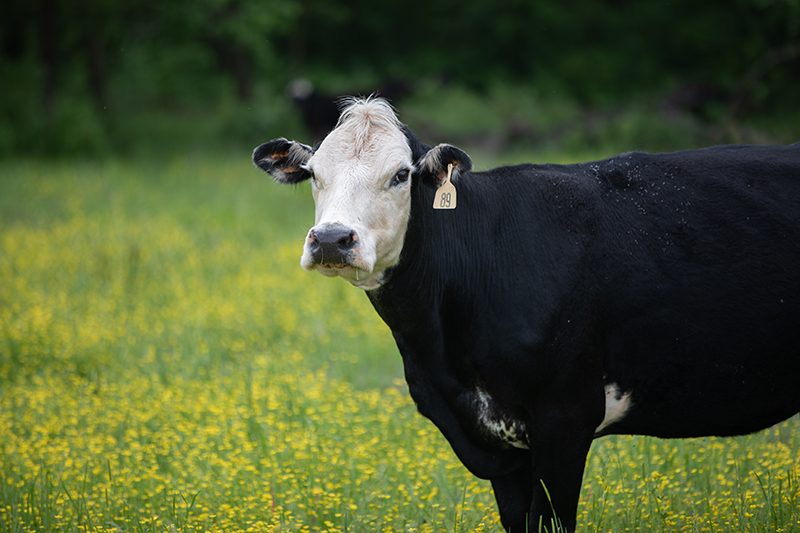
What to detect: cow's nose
<box><xmin>307</xmin><ymin>223</ymin><xmax>359</xmax><ymax>265</ymax></box>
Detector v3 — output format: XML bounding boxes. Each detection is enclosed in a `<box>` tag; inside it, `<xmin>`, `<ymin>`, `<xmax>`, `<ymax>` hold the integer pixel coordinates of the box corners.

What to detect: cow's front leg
<box><xmin>491</xmin><ymin>464</ymin><xmax>533</xmax><ymax>533</ymax></box>
<box><xmin>526</xmin><ymin>416</ymin><xmax>596</xmax><ymax>533</ymax></box>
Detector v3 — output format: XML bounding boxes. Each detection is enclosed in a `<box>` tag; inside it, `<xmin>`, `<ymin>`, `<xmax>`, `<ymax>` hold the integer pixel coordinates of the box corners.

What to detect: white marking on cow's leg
<box><xmin>596</xmin><ymin>383</ymin><xmax>632</xmax><ymax>433</ymax></box>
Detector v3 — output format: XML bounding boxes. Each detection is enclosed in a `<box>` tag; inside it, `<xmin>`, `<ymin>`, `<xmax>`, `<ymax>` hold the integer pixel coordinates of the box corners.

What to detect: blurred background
<box><xmin>1</xmin><ymin>0</ymin><xmax>799</xmax><ymax>160</ymax></box>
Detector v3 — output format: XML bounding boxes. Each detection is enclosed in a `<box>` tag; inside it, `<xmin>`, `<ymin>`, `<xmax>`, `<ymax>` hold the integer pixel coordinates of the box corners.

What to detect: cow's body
<box><xmin>253</xmin><ymin>98</ymin><xmax>800</xmax><ymax>532</ymax></box>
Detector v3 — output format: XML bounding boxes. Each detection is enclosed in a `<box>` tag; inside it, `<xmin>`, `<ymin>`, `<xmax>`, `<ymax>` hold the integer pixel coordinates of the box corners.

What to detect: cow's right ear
<box><xmin>252</xmin><ymin>139</ymin><xmax>314</xmax><ymax>184</ymax></box>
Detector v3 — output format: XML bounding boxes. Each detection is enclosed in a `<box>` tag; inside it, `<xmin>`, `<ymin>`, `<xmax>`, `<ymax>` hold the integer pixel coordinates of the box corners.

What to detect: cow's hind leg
<box><xmin>491</xmin><ymin>464</ymin><xmax>533</xmax><ymax>533</ymax></box>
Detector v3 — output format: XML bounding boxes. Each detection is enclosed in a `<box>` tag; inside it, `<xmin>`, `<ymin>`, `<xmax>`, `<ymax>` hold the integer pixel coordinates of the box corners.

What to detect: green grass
<box><xmin>1</xmin><ymin>155</ymin><xmax>799</xmax><ymax>532</ymax></box>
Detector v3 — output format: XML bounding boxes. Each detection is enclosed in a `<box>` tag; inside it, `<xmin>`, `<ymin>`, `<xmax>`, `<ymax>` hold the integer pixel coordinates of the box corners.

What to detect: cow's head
<box><xmin>253</xmin><ymin>97</ymin><xmax>471</xmax><ymax>290</ymax></box>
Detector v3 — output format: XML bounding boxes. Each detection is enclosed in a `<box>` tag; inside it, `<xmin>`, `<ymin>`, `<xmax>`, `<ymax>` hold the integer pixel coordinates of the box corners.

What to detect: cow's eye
<box><xmin>392</xmin><ymin>169</ymin><xmax>410</xmax><ymax>186</ymax></box>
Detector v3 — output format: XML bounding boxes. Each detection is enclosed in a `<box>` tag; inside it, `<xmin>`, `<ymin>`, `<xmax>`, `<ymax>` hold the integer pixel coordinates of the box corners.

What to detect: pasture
<box><xmin>1</xmin><ymin>155</ymin><xmax>799</xmax><ymax>532</ymax></box>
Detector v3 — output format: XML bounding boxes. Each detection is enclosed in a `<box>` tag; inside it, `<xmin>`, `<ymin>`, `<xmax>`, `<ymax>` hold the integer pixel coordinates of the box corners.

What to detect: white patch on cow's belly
<box><xmin>475</xmin><ymin>390</ymin><xmax>530</xmax><ymax>449</ymax></box>
<box><xmin>595</xmin><ymin>383</ymin><xmax>632</xmax><ymax>433</ymax></box>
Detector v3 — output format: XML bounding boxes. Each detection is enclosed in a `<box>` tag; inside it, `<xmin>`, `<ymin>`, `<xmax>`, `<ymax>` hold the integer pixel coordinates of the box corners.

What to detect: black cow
<box><xmin>287</xmin><ymin>78</ymin><xmax>412</xmax><ymax>143</ymax></box>
<box><xmin>252</xmin><ymin>97</ymin><xmax>800</xmax><ymax>532</ymax></box>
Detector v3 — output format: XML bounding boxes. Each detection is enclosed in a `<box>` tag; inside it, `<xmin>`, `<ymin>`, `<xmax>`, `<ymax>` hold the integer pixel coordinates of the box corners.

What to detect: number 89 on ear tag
<box><xmin>433</xmin><ymin>163</ymin><xmax>457</xmax><ymax>210</ymax></box>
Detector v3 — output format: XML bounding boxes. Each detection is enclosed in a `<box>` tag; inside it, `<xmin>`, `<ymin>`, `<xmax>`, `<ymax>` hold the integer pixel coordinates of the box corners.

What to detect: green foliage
<box><xmin>0</xmin><ymin>0</ymin><xmax>301</xmax><ymax>156</ymax></box>
<box><xmin>398</xmin><ymin>81</ymin><xmax>793</xmax><ymax>166</ymax></box>
<box><xmin>1</xmin><ymin>0</ymin><xmax>799</xmax><ymax>157</ymax></box>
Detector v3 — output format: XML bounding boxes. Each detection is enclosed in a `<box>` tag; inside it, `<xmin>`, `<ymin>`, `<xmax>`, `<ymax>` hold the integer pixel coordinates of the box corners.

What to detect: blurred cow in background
<box><xmin>287</xmin><ymin>79</ymin><xmax>411</xmax><ymax>142</ymax></box>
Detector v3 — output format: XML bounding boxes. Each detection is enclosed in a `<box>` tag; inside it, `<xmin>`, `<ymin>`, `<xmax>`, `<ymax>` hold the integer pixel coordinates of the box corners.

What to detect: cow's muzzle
<box><xmin>306</xmin><ymin>223</ymin><xmax>359</xmax><ymax>267</ymax></box>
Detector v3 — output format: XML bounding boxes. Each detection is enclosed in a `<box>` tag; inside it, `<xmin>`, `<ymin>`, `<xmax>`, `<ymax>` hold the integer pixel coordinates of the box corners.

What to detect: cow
<box><xmin>288</xmin><ymin>79</ymin><xmax>412</xmax><ymax>142</ymax></box>
<box><xmin>252</xmin><ymin>97</ymin><xmax>800</xmax><ymax>532</ymax></box>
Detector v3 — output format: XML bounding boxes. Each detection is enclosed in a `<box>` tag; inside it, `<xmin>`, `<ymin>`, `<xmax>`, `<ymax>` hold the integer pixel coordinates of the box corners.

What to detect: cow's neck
<box><xmin>366</xmin><ymin>174</ymin><xmax>477</xmax><ymax>350</ymax></box>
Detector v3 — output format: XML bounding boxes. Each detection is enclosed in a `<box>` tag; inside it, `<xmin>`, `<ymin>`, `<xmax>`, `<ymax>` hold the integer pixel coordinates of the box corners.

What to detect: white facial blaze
<box><xmin>301</xmin><ymin>99</ymin><xmax>414</xmax><ymax>290</ymax></box>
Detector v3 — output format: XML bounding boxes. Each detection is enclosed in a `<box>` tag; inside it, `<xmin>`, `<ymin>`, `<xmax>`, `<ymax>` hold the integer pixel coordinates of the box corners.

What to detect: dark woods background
<box><xmin>2</xmin><ymin>0</ymin><xmax>799</xmax><ymax>158</ymax></box>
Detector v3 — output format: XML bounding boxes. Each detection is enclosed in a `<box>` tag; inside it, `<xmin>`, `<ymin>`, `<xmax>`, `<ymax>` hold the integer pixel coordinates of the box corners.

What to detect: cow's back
<box><xmin>588</xmin><ymin>143</ymin><xmax>800</xmax><ymax>437</ymax></box>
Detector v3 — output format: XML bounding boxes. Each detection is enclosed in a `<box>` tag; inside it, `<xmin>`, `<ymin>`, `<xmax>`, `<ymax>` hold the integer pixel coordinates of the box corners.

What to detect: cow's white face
<box><xmin>301</xmin><ymin>102</ymin><xmax>415</xmax><ymax>289</ymax></box>
<box><xmin>253</xmin><ymin>97</ymin><xmax>473</xmax><ymax>290</ymax></box>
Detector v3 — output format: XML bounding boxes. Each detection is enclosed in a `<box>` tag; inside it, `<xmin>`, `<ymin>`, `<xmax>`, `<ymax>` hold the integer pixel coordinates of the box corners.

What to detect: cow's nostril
<box><xmin>307</xmin><ymin>230</ymin><xmax>321</xmax><ymax>253</ymax></box>
<box><xmin>337</xmin><ymin>232</ymin><xmax>357</xmax><ymax>250</ymax></box>
<box><xmin>308</xmin><ymin>224</ymin><xmax>359</xmax><ymax>265</ymax></box>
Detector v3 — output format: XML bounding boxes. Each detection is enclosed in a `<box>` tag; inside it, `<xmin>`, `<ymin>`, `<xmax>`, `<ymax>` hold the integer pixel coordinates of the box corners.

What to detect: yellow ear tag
<box><xmin>433</xmin><ymin>163</ymin><xmax>457</xmax><ymax>210</ymax></box>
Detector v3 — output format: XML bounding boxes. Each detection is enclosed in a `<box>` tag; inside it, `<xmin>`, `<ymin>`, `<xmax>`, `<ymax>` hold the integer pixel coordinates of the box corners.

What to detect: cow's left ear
<box><xmin>252</xmin><ymin>139</ymin><xmax>314</xmax><ymax>184</ymax></box>
<box><xmin>418</xmin><ymin>144</ymin><xmax>473</xmax><ymax>184</ymax></box>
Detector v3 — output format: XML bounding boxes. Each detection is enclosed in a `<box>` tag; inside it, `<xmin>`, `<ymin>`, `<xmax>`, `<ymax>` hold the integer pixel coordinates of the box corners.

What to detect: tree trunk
<box><xmin>84</xmin><ymin>32</ymin><xmax>108</xmax><ymax>109</ymax></box>
<box><xmin>37</xmin><ymin>0</ymin><xmax>59</xmax><ymax>118</ymax></box>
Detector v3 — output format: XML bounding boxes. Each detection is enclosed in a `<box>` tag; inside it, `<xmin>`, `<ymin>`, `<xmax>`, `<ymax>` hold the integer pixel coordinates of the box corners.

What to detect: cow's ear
<box><xmin>252</xmin><ymin>139</ymin><xmax>314</xmax><ymax>184</ymax></box>
<box><xmin>418</xmin><ymin>144</ymin><xmax>473</xmax><ymax>184</ymax></box>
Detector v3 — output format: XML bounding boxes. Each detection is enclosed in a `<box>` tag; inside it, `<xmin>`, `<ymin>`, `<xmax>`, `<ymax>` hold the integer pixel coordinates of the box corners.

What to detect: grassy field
<box><xmin>1</xmin><ymin>154</ymin><xmax>799</xmax><ymax>533</ymax></box>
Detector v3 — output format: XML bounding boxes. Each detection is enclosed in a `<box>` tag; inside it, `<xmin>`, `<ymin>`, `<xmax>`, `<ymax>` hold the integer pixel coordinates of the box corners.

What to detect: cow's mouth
<box><xmin>321</xmin><ymin>262</ymin><xmax>348</xmax><ymax>269</ymax></box>
<box><xmin>315</xmin><ymin>261</ymin><xmax>363</xmax><ymax>279</ymax></box>
<box><xmin>300</xmin><ymin>231</ymin><xmax>385</xmax><ymax>289</ymax></box>
<box><xmin>312</xmin><ymin>261</ymin><xmax>385</xmax><ymax>290</ymax></box>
